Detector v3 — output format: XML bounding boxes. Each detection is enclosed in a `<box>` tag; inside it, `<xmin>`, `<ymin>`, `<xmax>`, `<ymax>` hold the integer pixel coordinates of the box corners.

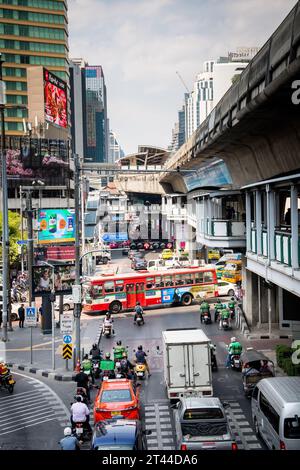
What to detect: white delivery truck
<box><xmin>162</xmin><ymin>328</ymin><xmax>213</xmax><ymax>400</ymax></box>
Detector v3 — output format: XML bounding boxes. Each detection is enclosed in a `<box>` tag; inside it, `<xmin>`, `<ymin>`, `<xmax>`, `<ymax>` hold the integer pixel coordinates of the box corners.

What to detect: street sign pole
<box><xmin>30</xmin><ymin>326</ymin><xmax>33</xmax><ymax>364</ymax></box>
<box><xmin>74</xmin><ymin>153</ymin><xmax>81</xmax><ymax>364</ymax></box>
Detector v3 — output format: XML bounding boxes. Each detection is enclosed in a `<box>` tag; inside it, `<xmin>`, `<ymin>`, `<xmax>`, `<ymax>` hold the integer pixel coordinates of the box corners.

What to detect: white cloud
<box><xmin>68</xmin><ymin>0</ymin><xmax>297</xmax><ymax>154</ymax></box>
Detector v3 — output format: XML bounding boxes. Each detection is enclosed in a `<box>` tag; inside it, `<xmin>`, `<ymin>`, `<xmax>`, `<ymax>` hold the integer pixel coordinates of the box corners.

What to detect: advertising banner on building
<box><xmin>44</xmin><ymin>69</ymin><xmax>68</xmax><ymax>128</ymax></box>
<box><xmin>32</xmin><ymin>264</ymin><xmax>76</xmax><ymax>296</ymax></box>
<box><xmin>38</xmin><ymin>209</ymin><xmax>75</xmax><ymax>245</ymax></box>
<box><xmin>102</xmin><ymin>232</ymin><xmax>128</xmax><ymax>242</ymax></box>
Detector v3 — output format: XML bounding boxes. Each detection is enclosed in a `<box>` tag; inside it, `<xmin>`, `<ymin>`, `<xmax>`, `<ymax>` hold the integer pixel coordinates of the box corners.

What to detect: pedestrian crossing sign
<box><xmin>25</xmin><ymin>306</ymin><xmax>37</xmax><ymax>326</ymax></box>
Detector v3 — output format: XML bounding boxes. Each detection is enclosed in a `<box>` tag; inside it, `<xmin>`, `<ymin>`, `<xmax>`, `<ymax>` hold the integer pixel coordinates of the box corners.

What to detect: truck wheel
<box><xmin>109</xmin><ymin>301</ymin><xmax>122</xmax><ymax>314</ymax></box>
<box><xmin>181</xmin><ymin>293</ymin><xmax>192</xmax><ymax>306</ymax></box>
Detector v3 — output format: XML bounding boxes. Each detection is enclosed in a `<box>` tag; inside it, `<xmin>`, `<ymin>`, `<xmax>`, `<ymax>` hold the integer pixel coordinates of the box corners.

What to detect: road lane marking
<box><xmin>0</xmin><ymin>418</ymin><xmax>58</xmax><ymax>436</ymax></box>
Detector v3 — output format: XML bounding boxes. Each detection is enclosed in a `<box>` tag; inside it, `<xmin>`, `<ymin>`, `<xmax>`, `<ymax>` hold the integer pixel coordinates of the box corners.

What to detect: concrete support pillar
<box><xmin>203</xmin><ymin>197</ymin><xmax>207</xmax><ymax>235</ymax></box>
<box><xmin>269</xmin><ymin>189</ymin><xmax>276</xmax><ymax>260</ymax></box>
<box><xmin>243</xmin><ymin>269</ymin><xmax>258</xmax><ymax>326</ymax></box>
<box><xmin>245</xmin><ymin>192</ymin><xmax>251</xmax><ymax>251</ymax></box>
<box><xmin>290</xmin><ymin>185</ymin><xmax>299</xmax><ymax>269</ymax></box>
<box><xmin>207</xmin><ymin>198</ymin><xmax>212</xmax><ymax>235</ymax></box>
<box><xmin>255</xmin><ymin>190</ymin><xmax>262</xmax><ymax>255</ymax></box>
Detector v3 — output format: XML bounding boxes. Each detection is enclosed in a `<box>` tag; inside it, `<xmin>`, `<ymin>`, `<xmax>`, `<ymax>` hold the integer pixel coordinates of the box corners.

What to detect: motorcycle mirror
<box><xmin>156</xmin><ymin>346</ymin><xmax>160</xmax><ymax>350</ymax></box>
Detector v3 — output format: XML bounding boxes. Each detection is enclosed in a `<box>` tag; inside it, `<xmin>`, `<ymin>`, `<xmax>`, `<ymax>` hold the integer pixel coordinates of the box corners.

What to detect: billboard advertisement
<box><xmin>32</xmin><ymin>264</ymin><xmax>76</xmax><ymax>296</ymax></box>
<box><xmin>44</xmin><ymin>69</ymin><xmax>67</xmax><ymax>128</ymax></box>
<box><xmin>102</xmin><ymin>232</ymin><xmax>128</xmax><ymax>242</ymax></box>
<box><xmin>38</xmin><ymin>209</ymin><xmax>75</xmax><ymax>245</ymax></box>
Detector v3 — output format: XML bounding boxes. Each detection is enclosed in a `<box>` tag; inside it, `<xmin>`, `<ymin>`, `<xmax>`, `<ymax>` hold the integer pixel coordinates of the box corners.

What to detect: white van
<box><xmin>147</xmin><ymin>259</ymin><xmax>165</xmax><ymax>271</ymax></box>
<box><xmin>251</xmin><ymin>377</ymin><xmax>300</xmax><ymax>450</ymax></box>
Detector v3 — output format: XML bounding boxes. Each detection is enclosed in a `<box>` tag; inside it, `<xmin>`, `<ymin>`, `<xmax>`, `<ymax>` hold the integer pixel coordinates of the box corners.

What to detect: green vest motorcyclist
<box><xmin>214</xmin><ymin>300</ymin><xmax>226</xmax><ymax>322</ymax></box>
<box><xmin>81</xmin><ymin>355</ymin><xmax>92</xmax><ymax>372</ymax></box>
<box><xmin>200</xmin><ymin>301</ymin><xmax>210</xmax><ymax>313</ymax></box>
<box><xmin>220</xmin><ymin>308</ymin><xmax>230</xmax><ymax>319</ymax></box>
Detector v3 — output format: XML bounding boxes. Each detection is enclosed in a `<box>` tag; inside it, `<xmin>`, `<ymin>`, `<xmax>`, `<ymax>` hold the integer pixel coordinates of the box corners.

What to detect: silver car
<box><xmin>173</xmin><ymin>397</ymin><xmax>237</xmax><ymax>450</ymax></box>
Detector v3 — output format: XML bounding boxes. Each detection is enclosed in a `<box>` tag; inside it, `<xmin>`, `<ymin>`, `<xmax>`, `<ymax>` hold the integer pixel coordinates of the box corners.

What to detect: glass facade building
<box><xmin>0</xmin><ymin>0</ymin><xmax>69</xmax><ymax>134</ymax></box>
<box><xmin>83</xmin><ymin>65</ymin><xmax>109</xmax><ymax>163</ymax></box>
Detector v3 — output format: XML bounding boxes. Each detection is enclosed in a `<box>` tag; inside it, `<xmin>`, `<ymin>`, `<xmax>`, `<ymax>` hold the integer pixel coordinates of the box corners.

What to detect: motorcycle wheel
<box><xmin>8</xmin><ymin>384</ymin><xmax>14</xmax><ymax>394</ymax></box>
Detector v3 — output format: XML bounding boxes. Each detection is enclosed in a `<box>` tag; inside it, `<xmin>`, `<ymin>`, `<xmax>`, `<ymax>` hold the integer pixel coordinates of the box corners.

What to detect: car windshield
<box><xmin>284</xmin><ymin>417</ymin><xmax>300</xmax><ymax>439</ymax></box>
<box><xmin>101</xmin><ymin>389</ymin><xmax>132</xmax><ymax>403</ymax></box>
<box><xmin>183</xmin><ymin>408</ymin><xmax>224</xmax><ymax>420</ymax></box>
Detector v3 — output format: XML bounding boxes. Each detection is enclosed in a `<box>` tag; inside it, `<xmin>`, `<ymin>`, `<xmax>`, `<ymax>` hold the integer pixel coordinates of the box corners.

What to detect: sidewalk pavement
<box><xmin>0</xmin><ymin>314</ymin><xmax>102</xmax><ymax>382</ymax></box>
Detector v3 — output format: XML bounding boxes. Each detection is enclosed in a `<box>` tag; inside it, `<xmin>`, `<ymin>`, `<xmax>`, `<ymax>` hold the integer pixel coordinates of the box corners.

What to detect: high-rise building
<box><xmin>168</xmin><ymin>97</ymin><xmax>187</xmax><ymax>152</ymax></box>
<box><xmin>0</xmin><ymin>0</ymin><xmax>69</xmax><ymax>135</ymax></box>
<box><xmin>84</xmin><ymin>65</ymin><xmax>109</xmax><ymax>163</ymax></box>
<box><xmin>109</xmin><ymin>130</ymin><xmax>124</xmax><ymax>163</ymax></box>
<box><xmin>184</xmin><ymin>49</ymin><xmax>259</xmax><ymax>140</ymax></box>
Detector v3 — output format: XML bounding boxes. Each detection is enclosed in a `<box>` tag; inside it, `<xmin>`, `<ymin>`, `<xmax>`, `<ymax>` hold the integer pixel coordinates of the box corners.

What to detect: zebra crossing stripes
<box><xmin>144</xmin><ymin>401</ymin><xmax>175</xmax><ymax>450</ymax></box>
<box><xmin>225</xmin><ymin>400</ymin><xmax>262</xmax><ymax>450</ymax></box>
<box><xmin>0</xmin><ymin>376</ymin><xmax>69</xmax><ymax>436</ymax></box>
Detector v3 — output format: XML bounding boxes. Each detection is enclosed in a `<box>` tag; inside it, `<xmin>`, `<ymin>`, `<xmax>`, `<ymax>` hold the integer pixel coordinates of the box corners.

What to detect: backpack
<box><xmin>136</xmin><ymin>306</ymin><xmax>143</xmax><ymax>315</ymax></box>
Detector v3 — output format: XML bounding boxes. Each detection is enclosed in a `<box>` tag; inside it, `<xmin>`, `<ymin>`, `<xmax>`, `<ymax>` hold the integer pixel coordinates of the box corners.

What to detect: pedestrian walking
<box><xmin>18</xmin><ymin>303</ymin><xmax>25</xmax><ymax>328</ymax></box>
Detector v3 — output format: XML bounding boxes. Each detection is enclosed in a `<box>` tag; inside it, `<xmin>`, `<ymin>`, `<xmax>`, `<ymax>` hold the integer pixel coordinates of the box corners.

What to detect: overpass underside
<box><xmin>162</xmin><ymin>73</ymin><xmax>300</xmax><ymax>192</ymax></box>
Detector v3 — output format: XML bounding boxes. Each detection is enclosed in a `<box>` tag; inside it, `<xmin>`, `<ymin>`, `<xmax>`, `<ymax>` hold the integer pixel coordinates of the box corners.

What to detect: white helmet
<box><xmin>64</xmin><ymin>427</ymin><xmax>72</xmax><ymax>436</ymax></box>
<box><xmin>231</xmin><ymin>337</ymin><xmax>236</xmax><ymax>342</ymax></box>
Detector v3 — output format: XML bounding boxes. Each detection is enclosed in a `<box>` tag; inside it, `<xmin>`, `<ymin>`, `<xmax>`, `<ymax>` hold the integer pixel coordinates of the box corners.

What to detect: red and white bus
<box><xmin>82</xmin><ymin>266</ymin><xmax>218</xmax><ymax>315</ymax></box>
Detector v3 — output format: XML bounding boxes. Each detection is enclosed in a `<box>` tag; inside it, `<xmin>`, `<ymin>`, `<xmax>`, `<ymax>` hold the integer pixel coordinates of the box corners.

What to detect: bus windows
<box><xmin>164</xmin><ymin>275</ymin><xmax>174</xmax><ymax>287</ymax></box>
<box><xmin>155</xmin><ymin>276</ymin><xmax>163</xmax><ymax>288</ymax></box>
<box><xmin>104</xmin><ymin>281</ymin><xmax>115</xmax><ymax>293</ymax></box>
<box><xmin>183</xmin><ymin>273</ymin><xmax>194</xmax><ymax>285</ymax></box>
<box><xmin>146</xmin><ymin>277</ymin><xmax>155</xmax><ymax>289</ymax></box>
<box><xmin>195</xmin><ymin>273</ymin><xmax>204</xmax><ymax>283</ymax></box>
<box><xmin>203</xmin><ymin>271</ymin><xmax>213</xmax><ymax>283</ymax></box>
<box><xmin>91</xmin><ymin>285</ymin><xmax>103</xmax><ymax>298</ymax></box>
<box><xmin>175</xmin><ymin>274</ymin><xmax>184</xmax><ymax>286</ymax></box>
<box><xmin>115</xmin><ymin>280</ymin><xmax>124</xmax><ymax>292</ymax></box>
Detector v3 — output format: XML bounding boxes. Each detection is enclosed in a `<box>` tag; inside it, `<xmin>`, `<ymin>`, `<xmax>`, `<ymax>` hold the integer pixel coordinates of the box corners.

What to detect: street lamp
<box><xmin>40</xmin><ymin>260</ymin><xmax>56</xmax><ymax>370</ymax></box>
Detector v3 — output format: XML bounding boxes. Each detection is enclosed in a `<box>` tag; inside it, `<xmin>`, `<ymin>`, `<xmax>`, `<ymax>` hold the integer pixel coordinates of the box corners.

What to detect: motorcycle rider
<box><xmin>102</xmin><ymin>312</ymin><xmax>114</xmax><ymax>335</ymax></box>
<box><xmin>74</xmin><ymin>367</ymin><xmax>91</xmax><ymax>402</ymax></box>
<box><xmin>219</xmin><ymin>307</ymin><xmax>230</xmax><ymax>330</ymax></box>
<box><xmin>120</xmin><ymin>352</ymin><xmax>134</xmax><ymax>379</ymax></box>
<box><xmin>200</xmin><ymin>300</ymin><xmax>211</xmax><ymax>323</ymax></box>
<box><xmin>135</xmin><ymin>345</ymin><xmax>151</xmax><ymax>377</ymax></box>
<box><xmin>89</xmin><ymin>343</ymin><xmax>101</xmax><ymax>360</ymax></box>
<box><xmin>70</xmin><ymin>396</ymin><xmax>91</xmax><ymax>435</ymax></box>
<box><xmin>81</xmin><ymin>354</ymin><xmax>94</xmax><ymax>384</ymax></box>
<box><xmin>226</xmin><ymin>337</ymin><xmax>243</xmax><ymax>368</ymax></box>
<box><xmin>134</xmin><ymin>302</ymin><xmax>144</xmax><ymax>324</ymax></box>
<box><xmin>214</xmin><ymin>299</ymin><xmax>226</xmax><ymax>323</ymax></box>
<box><xmin>114</xmin><ymin>340</ymin><xmax>126</xmax><ymax>360</ymax></box>
<box><xmin>228</xmin><ymin>297</ymin><xmax>237</xmax><ymax>319</ymax></box>
<box><xmin>101</xmin><ymin>352</ymin><xmax>116</xmax><ymax>379</ymax></box>
<box><xmin>0</xmin><ymin>360</ymin><xmax>10</xmax><ymax>386</ymax></box>
<box><xmin>59</xmin><ymin>427</ymin><xmax>80</xmax><ymax>451</ymax></box>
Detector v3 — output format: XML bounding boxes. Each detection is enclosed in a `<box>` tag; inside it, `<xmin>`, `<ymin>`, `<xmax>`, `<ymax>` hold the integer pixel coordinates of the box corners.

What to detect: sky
<box><xmin>69</xmin><ymin>0</ymin><xmax>297</xmax><ymax>155</ymax></box>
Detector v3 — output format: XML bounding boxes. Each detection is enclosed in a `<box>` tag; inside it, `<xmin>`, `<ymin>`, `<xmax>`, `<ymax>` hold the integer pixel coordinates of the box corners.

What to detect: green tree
<box><xmin>0</xmin><ymin>210</ymin><xmax>22</xmax><ymax>265</ymax></box>
<box><xmin>231</xmin><ymin>74</ymin><xmax>241</xmax><ymax>84</ymax></box>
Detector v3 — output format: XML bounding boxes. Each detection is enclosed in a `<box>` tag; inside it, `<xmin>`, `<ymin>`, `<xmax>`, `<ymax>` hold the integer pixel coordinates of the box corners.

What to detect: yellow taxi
<box><xmin>161</xmin><ymin>249</ymin><xmax>174</xmax><ymax>260</ymax></box>
<box><xmin>208</xmin><ymin>249</ymin><xmax>220</xmax><ymax>261</ymax></box>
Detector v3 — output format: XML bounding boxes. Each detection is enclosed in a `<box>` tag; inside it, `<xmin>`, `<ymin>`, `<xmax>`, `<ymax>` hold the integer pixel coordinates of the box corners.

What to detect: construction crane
<box><xmin>176</xmin><ymin>71</ymin><xmax>189</xmax><ymax>93</ymax></box>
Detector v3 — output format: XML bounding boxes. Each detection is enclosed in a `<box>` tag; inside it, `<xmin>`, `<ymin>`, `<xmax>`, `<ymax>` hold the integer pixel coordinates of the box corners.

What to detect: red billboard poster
<box><xmin>44</xmin><ymin>69</ymin><xmax>67</xmax><ymax>128</ymax></box>
<box><xmin>46</xmin><ymin>245</ymin><xmax>76</xmax><ymax>261</ymax></box>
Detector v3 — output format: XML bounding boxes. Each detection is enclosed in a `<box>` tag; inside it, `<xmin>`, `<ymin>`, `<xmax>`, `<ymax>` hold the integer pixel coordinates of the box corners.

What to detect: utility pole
<box><xmin>74</xmin><ymin>153</ymin><xmax>81</xmax><ymax>363</ymax></box>
<box><xmin>0</xmin><ymin>54</ymin><xmax>9</xmax><ymax>342</ymax></box>
<box><xmin>26</xmin><ymin>190</ymin><xmax>34</xmax><ymax>305</ymax></box>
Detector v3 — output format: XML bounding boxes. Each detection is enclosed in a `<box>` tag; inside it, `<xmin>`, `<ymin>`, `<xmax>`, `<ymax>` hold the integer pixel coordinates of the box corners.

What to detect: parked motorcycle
<box><xmin>0</xmin><ymin>371</ymin><xmax>15</xmax><ymax>394</ymax></box>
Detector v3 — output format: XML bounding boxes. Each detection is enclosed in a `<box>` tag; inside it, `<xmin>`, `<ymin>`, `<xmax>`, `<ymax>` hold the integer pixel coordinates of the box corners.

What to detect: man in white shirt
<box><xmin>71</xmin><ymin>396</ymin><xmax>91</xmax><ymax>432</ymax></box>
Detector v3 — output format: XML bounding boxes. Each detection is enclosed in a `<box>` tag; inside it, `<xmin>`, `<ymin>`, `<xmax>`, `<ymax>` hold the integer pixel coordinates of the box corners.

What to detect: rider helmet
<box><xmin>64</xmin><ymin>427</ymin><xmax>72</xmax><ymax>436</ymax></box>
<box><xmin>92</xmin><ymin>343</ymin><xmax>97</xmax><ymax>349</ymax></box>
<box><xmin>231</xmin><ymin>297</ymin><xmax>235</xmax><ymax>301</ymax></box>
<box><xmin>117</xmin><ymin>340</ymin><xmax>122</xmax><ymax>346</ymax></box>
<box><xmin>231</xmin><ymin>337</ymin><xmax>236</xmax><ymax>342</ymax></box>
<box><xmin>105</xmin><ymin>352</ymin><xmax>111</xmax><ymax>359</ymax></box>
<box><xmin>138</xmin><ymin>345</ymin><xmax>143</xmax><ymax>351</ymax></box>
<box><xmin>136</xmin><ymin>301</ymin><xmax>140</xmax><ymax>306</ymax></box>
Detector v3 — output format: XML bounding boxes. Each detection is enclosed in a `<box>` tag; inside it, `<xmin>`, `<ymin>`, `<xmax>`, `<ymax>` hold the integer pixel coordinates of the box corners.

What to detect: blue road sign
<box><xmin>63</xmin><ymin>334</ymin><xmax>72</xmax><ymax>344</ymax></box>
<box><xmin>17</xmin><ymin>239</ymin><xmax>33</xmax><ymax>245</ymax></box>
<box><xmin>25</xmin><ymin>306</ymin><xmax>37</xmax><ymax>325</ymax></box>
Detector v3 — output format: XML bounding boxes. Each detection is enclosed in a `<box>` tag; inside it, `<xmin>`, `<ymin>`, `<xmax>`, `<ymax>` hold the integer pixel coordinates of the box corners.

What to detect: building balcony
<box><xmin>197</xmin><ymin>218</ymin><xmax>246</xmax><ymax>248</ymax></box>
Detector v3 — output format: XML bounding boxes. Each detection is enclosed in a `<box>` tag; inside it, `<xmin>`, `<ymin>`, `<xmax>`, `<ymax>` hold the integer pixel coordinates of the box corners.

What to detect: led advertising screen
<box><xmin>38</xmin><ymin>209</ymin><xmax>75</xmax><ymax>245</ymax></box>
<box><xmin>32</xmin><ymin>264</ymin><xmax>75</xmax><ymax>296</ymax></box>
<box><xmin>44</xmin><ymin>69</ymin><xmax>67</xmax><ymax>128</ymax></box>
